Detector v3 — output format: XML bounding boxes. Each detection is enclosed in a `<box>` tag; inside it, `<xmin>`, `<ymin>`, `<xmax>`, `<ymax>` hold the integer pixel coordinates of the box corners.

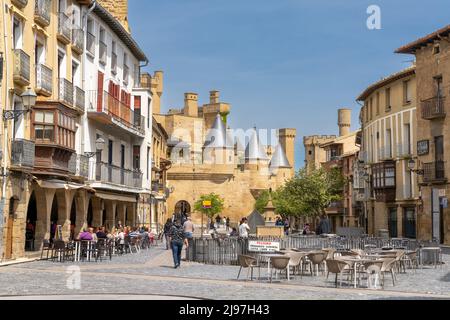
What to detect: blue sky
<box><xmin>129</xmin><ymin>0</ymin><xmax>450</xmax><ymax>169</ymax></box>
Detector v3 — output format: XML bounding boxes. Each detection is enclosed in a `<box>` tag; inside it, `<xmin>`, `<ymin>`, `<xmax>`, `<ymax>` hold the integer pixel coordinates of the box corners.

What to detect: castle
<box><xmin>146</xmin><ymin>72</ymin><xmax>297</xmax><ymax>224</ymax></box>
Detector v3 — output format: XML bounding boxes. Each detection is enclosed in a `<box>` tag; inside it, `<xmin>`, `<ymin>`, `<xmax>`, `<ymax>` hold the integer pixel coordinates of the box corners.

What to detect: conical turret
<box><xmin>245</xmin><ymin>128</ymin><xmax>269</xmax><ymax>161</ymax></box>
<box><xmin>204</xmin><ymin>114</ymin><xmax>234</xmax><ymax>149</ymax></box>
<box><xmin>269</xmin><ymin>143</ymin><xmax>292</xmax><ymax>170</ymax></box>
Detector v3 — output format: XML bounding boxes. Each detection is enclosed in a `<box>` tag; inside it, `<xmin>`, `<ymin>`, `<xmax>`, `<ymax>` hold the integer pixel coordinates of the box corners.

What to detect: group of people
<box><xmin>209</xmin><ymin>215</ymin><xmax>231</xmax><ymax>231</ymax></box>
<box><xmin>275</xmin><ymin>217</ymin><xmax>290</xmax><ymax>235</ymax></box>
<box><xmin>75</xmin><ymin>223</ymin><xmax>155</xmax><ymax>248</ymax></box>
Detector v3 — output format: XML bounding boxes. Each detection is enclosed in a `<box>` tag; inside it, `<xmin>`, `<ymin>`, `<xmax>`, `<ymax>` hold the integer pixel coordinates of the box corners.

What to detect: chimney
<box><xmin>210</xmin><ymin>90</ymin><xmax>220</xmax><ymax>104</ymax></box>
<box><xmin>338</xmin><ymin>108</ymin><xmax>351</xmax><ymax>137</ymax></box>
<box><xmin>184</xmin><ymin>93</ymin><xmax>198</xmax><ymax>117</ymax></box>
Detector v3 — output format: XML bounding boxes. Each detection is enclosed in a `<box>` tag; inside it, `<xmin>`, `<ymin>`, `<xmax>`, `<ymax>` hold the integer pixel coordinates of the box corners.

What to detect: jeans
<box><xmin>184</xmin><ymin>232</ymin><xmax>193</xmax><ymax>239</ymax></box>
<box><xmin>171</xmin><ymin>241</ymin><xmax>183</xmax><ymax>267</ymax></box>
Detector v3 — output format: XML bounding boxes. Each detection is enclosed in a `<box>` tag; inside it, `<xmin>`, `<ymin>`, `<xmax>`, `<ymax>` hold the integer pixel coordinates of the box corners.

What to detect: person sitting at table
<box><xmin>107</xmin><ymin>228</ymin><xmax>116</xmax><ymax>239</ymax></box>
<box><xmin>89</xmin><ymin>227</ymin><xmax>98</xmax><ymax>242</ymax></box>
<box><xmin>78</xmin><ymin>229</ymin><xmax>93</xmax><ymax>241</ymax></box>
<box><xmin>129</xmin><ymin>227</ymin><xmax>140</xmax><ymax>238</ymax></box>
<box><xmin>96</xmin><ymin>227</ymin><xmax>108</xmax><ymax>239</ymax></box>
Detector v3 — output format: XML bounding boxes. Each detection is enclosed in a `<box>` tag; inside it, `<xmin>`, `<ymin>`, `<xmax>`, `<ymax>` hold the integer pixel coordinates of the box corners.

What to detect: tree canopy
<box><xmin>255</xmin><ymin>167</ymin><xmax>344</xmax><ymax>218</ymax></box>
<box><xmin>193</xmin><ymin>193</ymin><xmax>225</xmax><ymax>219</ymax></box>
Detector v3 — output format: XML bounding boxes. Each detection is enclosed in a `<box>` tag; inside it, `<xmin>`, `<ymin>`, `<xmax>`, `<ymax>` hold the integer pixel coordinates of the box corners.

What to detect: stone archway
<box><xmin>50</xmin><ymin>196</ymin><xmax>58</xmax><ymax>242</ymax></box>
<box><xmin>87</xmin><ymin>199</ymin><xmax>93</xmax><ymax>227</ymax></box>
<box><xmin>25</xmin><ymin>192</ymin><xmax>37</xmax><ymax>252</ymax></box>
<box><xmin>175</xmin><ymin>201</ymin><xmax>191</xmax><ymax>215</ymax></box>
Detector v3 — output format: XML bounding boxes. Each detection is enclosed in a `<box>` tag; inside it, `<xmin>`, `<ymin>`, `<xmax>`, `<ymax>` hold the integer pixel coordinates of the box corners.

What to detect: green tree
<box><xmin>194</xmin><ymin>193</ymin><xmax>225</xmax><ymax>219</ymax></box>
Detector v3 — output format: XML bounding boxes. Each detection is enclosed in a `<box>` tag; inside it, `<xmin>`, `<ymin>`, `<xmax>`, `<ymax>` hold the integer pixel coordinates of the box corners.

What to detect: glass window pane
<box><xmin>44</xmin><ymin>126</ymin><xmax>54</xmax><ymax>140</ymax></box>
<box><xmin>35</xmin><ymin>125</ymin><xmax>44</xmax><ymax>139</ymax></box>
<box><xmin>35</xmin><ymin>112</ymin><xmax>44</xmax><ymax>123</ymax></box>
<box><xmin>45</xmin><ymin>111</ymin><xmax>54</xmax><ymax>124</ymax></box>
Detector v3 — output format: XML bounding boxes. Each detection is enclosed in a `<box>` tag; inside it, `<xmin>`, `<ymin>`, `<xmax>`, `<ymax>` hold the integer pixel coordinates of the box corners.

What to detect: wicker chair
<box><xmin>380</xmin><ymin>258</ymin><xmax>397</xmax><ymax>288</ymax></box>
<box><xmin>325</xmin><ymin>259</ymin><xmax>351</xmax><ymax>288</ymax></box>
<box><xmin>269</xmin><ymin>256</ymin><xmax>291</xmax><ymax>283</ymax></box>
<box><xmin>306</xmin><ymin>252</ymin><xmax>327</xmax><ymax>276</ymax></box>
<box><xmin>286</xmin><ymin>252</ymin><xmax>305</xmax><ymax>278</ymax></box>
<box><xmin>403</xmin><ymin>249</ymin><xmax>419</xmax><ymax>271</ymax></box>
<box><xmin>237</xmin><ymin>255</ymin><xmax>260</xmax><ymax>281</ymax></box>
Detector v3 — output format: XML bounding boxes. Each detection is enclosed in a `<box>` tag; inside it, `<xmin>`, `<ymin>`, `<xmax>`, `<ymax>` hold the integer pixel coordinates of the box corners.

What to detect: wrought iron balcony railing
<box><xmin>421</xmin><ymin>96</ymin><xmax>446</xmax><ymax>120</ymax></box>
<box><xmin>34</xmin><ymin>0</ymin><xmax>51</xmax><ymax>27</ymax></box>
<box><xmin>13</xmin><ymin>49</ymin><xmax>30</xmax><ymax>86</ymax></box>
<box><xmin>93</xmin><ymin>162</ymin><xmax>143</xmax><ymax>188</ymax></box>
<box><xmin>11</xmin><ymin>0</ymin><xmax>28</xmax><ymax>9</ymax></box>
<box><xmin>35</xmin><ymin>64</ymin><xmax>52</xmax><ymax>96</ymax></box>
<box><xmin>74</xmin><ymin>86</ymin><xmax>85</xmax><ymax>113</ymax></box>
<box><xmin>72</xmin><ymin>27</ymin><xmax>84</xmax><ymax>53</ymax></box>
<box><xmin>69</xmin><ymin>154</ymin><xmax>89</xmax><ymax>178</ymax></box>
<box><xmin>58</xmin><ymin>12</ymin><xmax>71</xmax><ymax>43</ymax></box>
<box><xmin>10</xmin><ymin>139</ymin><xmax>35</xmax><ymax>168</ymax></box>
<box><xmin>423</xmin><ymin>161</ymin><xmax>446</xmax><ymax>183</ymax></box>
<box><xmin>58</xmin><ymin>78</ymin><xmax>74</xmax><ymax>107</ymax></box>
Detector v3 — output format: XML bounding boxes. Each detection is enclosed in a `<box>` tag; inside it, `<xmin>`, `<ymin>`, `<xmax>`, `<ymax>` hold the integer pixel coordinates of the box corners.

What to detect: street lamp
<box><xmin>408</xmin><ymin>159</ymin><xmax>424</xmax><ymax>175</ymax></box>
<box><xmin>85</xmin><ymin>137</ymin><xmax>105</xmax><ymax>158</ymax></box>
<box><xmin>3</xmin><ymin>87</ymin><xmax>37</xmax><ymax>121</ymax></box>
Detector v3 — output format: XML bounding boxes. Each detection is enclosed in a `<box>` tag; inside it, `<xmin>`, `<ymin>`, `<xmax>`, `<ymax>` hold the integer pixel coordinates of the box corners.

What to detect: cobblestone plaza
<box><xmin>0</xmin><ymin>245</ymin><xmax>448</xmax><ymax>300</ymax></box>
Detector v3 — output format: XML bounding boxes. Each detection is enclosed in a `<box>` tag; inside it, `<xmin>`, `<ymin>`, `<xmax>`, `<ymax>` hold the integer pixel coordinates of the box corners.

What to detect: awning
<box><xmin>93</xmin><ymin>191</ymin><xmax>137</xmax><ymax>203</ymax></box>
<box><xmin>36</xmin><ymin>179</ymin><xmax>92</xmax><ymax>191</ymax></box>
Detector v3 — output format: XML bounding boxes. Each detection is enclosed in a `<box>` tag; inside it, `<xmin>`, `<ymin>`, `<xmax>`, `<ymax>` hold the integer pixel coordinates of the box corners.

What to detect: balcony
<box><xmin>71</xmin><ymin>27</ymin><xmax>84</xmax><ymax>54</ymax></box>
<box><xmin>152</xmin><ymin>182</ymin><xmax>164</xmax><ymax>193</ymax></box>
<box><xmin>87</xmin><ymin>90</ymin><xmax>145</xmax><ymax>137</ymax></box>
<box><xmin>35</xmin><ymin>64</ymin><xmax>52</xmax><ymax>97</ymax></box>
<box><xmin>111</xmin><ymin>52</ymin><xmax>117</xmax><ymax>75</ymax></box>
<box><xmin>69</xmin><ymin>154</ymin><xmax>89</xmax><ymax>178</ymax></box>
<box><xmin>34</xmin><ymin>0</ymin><xmax>51</xmax><ymax>27</ymax></box>
<box><xmin>86</xmin><ymin>32</ymin><xmax>95</xmax><ymax>56</ymax></box>
<box><xmin>396</xmin><ymin>143</ymin><xmax>411</xmax><ymax>158</ymax></box>
<box><xmin>74</xmin><ymin>86</ymin><xmax>85</xmax><ymax>113</ymax></box>
<box><xmin>423</xmin><ymin>161</ymin><xmax>446</xmax><ymax>183</ymax></box>
<box><xmin>372</xmin><ymin>161</ymin><xmax>396</xmax><ymax>202</ymax></box>
<box><xmin>99</xmin><ymin>41</ymin><xmax>107</xmax><ymax>65</ymax></box>
<box><xmin>11</xmin><ymin>0</ymin><xmax>28</xmax><ymax>9</ymax></box>
<box><xmin>93</xmin><ymin>162</ymin><xmax>143</xmax><ymax>189</ymax></box>
<box><xmin>10</xmin><ymin>139</ymin><xmax>35</xmax><ymax>169</ymax></box>
<box><xmin>57</xmin><ymin>12</ymin><xmax>71</xmax><ymax>44</ymax></box>
<box><xmin>13</xmin><ymin>49</ymin><xmax>30</xmax><ymax>86</ymax></box>
<box><xmin>58</xmin><ymin>78</ymin><xmax>74</xmax><ymax>107</ymax></box>
<box><xmin>421</xmin><ymin>96</ymin><xmax>446</xmax><ymax>120</ymax></box>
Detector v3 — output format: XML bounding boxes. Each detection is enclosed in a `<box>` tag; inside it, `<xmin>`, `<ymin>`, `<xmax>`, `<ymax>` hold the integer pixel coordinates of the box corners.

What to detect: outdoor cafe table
<box><xmin>336</xmin><ymin>257</ymin><xmax>382</xmax><ymax>288</ymax></box>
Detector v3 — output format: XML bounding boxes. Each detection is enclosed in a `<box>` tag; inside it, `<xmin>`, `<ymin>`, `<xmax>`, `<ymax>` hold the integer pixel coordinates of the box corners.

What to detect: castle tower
<box><xmin>278</xmin><ymin>128</ymin><xmax>297</xmax><ymax>174</ymax></box>
<box><xmin>184</xmin><ymin>93</ymin><xmax>199</xmax><ymax>117</ymax></box>
<box><xmin>97</xmin><ymin>0</ymin><xmax>130</xmax><ymax>33</ymax></box>
<box><xmin>203</xmin><ymin>114</ymin><xmax>234</xmax><ymax>166</ymax></box>
<box><xmin>338</xmin><ymin>108</ymin><xmax>352</xmax><ymax>137</ymax></box>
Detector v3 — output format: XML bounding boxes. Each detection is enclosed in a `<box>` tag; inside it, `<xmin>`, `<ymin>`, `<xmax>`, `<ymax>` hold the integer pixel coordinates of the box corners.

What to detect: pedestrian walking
<box><xmin>183</xmin><ymin>216</ymin><xmax>194</xmax><ymax>239</ymax></box>
<box><xmin>169</xmin><ymin>219</ymin><xmax>189</xmax><ymax>269</ymax></box>
<box><xmin>226</xmin><ymin>217</ymin><xmax>230</xmax><ymax>231</ymax></box>
<box><xmin>163</xmin><ymin>218</ymin><xmax>173</xmax><ymax>250</ymax></box>
<box><xmin>239</xmin><ymin>218</ymin><xmax>250</xmax><ymax>239</ymax></box>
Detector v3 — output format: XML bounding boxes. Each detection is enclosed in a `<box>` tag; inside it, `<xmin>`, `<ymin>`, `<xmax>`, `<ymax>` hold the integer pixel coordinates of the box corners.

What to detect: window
<box><xmin>34</xmin><ymin>111</ymin><xmax>55</xmax><ymax>141</ymax></box>
<box><xmin>435</xmin><ymin>76</ymin><xmax>443</xmax><ymax>97</ymax></box>
<box><xmin>388</xmin><ymin>208</ymin><xmax>398</xmax><ymax>238</ymax></box>
<box><xmin>12</xmin><ymin>17</ymin><xmax>23</xmax><ymax>50</ymax></box>
<box><xmin>385</xmin><ymin>87</ymin><xmax>391</xmax><ymax>110</ymax></box>
<box><xmin>385</xmin><ymin>129</ymin><xmax>391</xmax><ymax>158</ymax></box>
<box><xmin>86</xmin><ymin>18</ymin><xmax>95</xmax><ymax>55</ymax></box>
<box><xmin>369</xmin><ymin>97</ymin><xmax>373</xmax><ymax>120</ymax></box>
<box><xmin>433</xmin><ymin>44</ymin><xmax>440</xmax><ymax>55</ymax></box>
<box><xmin>111</xmin><ymin>41</ymin><xmax>117</xmax><ymax>74</ymax></box>
<box><xmin>403</xmin><ymin>80</ymin><xmax>412</xmax><ymax>104</ymax></box>
<box><xmin>133</xmin><ymin>146</ymin><xmax>140</xmax><ymax>171</ymax></box>
<box><xmin>123</xmin><ymin>53</ymin><xmax>129</xmax><ymax>84</ymax></box>
<box><xmin>99</xmin><ymin>27</ymin><xmax>107</xmax><ymax>65</ymax></box>
<box><xmin>404</xmin><ymin>124</ymin><xmax>411</xmax><ymax>155</ymax></box>
<box><xmin>148</xmin><ymin>98</ymin><xmax>151</xmax><ymax>128</ymax></box>
<box><xmin>35</xmin><ymin>35</ymin><xmax>46</xmax><ymax>65</ymax></box>
<box><xmin>147</xmin><ymin>147</ymin><xmax>150</xmax><ymax>180</ymax></box>
<box><xmin>372</xmin><ymin>162</ymin><xmax>396</xmax><ymax>189</ymax></box>
<box><xmin>72</xmin><ymin>60</ymin><xmax>80</xmax><ymax>87</ymax></box>
<box><xmin>58</xmin><ymin>49</ymin><xmax>66</xmax><ymax>79</ymax></box>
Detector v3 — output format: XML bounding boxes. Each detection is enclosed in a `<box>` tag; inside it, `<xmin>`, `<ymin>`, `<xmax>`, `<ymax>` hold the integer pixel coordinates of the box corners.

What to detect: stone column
<box><xmin>75</xmin><ymin>191</ymin><xmax>89</xmax><ymax>236</ymax></box>
<box><xmin>91</xmin><ymin>197</ymin><xmax>103</xmax><ymax>227</ymax></box>
<box><xmin>397</xmin><ymin>205</ymin><xmax>403</xmax><ymax>238</ymax></box>
<box><xmin>104</xmin><ymin>200</ymin><xmax>117</xmax><ymax>231</ymax></box>
<box><xmin>34</xmin><ymin>188</ymin><xmax>55</xmax><ymax>251</ymax></box>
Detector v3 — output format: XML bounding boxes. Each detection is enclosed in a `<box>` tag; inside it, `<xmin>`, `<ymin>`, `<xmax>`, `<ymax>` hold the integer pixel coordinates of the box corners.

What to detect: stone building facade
<box><xmin>357</xmin><ymin>66</ymin><xmax>419</xmax><ymax>239</ymax></box>
<box><xmin>148</xmin><ymin>80</ymin><xmax>297</xmax><ymax>225</ymax></box>
<box><xmin>396</xmin><ymin>26</ymin><xmax>450</xmax><ymax>244</ymax></box>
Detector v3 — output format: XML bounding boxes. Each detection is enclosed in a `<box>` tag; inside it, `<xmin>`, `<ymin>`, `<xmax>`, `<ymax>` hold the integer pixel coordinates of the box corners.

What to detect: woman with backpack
<box><xmin>163</xmin><ymin>218</ymin><xmax>173</xmax><ymax>250</ymax></box>
<box><xmin>168</xmin><ymin>219</ymin><xmax>189</xmax><ymax>268</ymax></box>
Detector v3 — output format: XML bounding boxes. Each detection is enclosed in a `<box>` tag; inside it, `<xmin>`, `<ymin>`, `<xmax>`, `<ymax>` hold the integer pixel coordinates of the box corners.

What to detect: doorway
<box><xmin>403</xmin><ymin>207</ymin><xmax>416</xmax><ymax>239</ymax></box>
<box><xmin>25</xmin><ymin>193</ymin><xmax>37</xmax><ymax>251</ymax></box>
